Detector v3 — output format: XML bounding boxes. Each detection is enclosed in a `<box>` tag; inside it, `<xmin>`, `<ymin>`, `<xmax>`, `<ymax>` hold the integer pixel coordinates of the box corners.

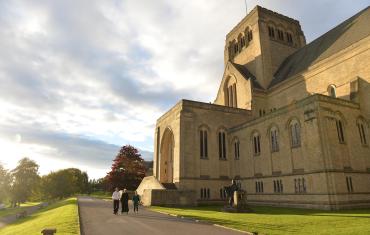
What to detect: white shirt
<box><xmin>112</xmin><ymin>191</ymin><xmax>121</xmax><ymax>200</ymax></box>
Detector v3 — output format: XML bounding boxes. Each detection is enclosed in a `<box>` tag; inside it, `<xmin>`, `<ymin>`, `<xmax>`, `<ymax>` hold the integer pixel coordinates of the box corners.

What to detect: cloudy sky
<box><xmin>0</xmin><ymin>0</ymin><xmax>368</xmax><ymax>179</ymax></box>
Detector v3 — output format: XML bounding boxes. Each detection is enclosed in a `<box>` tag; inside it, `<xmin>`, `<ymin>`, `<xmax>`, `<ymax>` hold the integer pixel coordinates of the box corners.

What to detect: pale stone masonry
<box><xmin>148</xmin><ymin>5</ymin><xmax>370</xmax><ymax>209</ymax></box>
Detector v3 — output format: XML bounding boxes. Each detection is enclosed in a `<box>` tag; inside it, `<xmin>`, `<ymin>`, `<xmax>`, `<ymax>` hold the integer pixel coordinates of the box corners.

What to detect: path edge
<box><xmin>150</xmin><ymin>209</ymin><xmax>254</xmax><ymax>235</ymax></box>
<box><xmin>77</xmin><ymin>197</ymin><xmax>83</xmax><ymax>235</ymax></box>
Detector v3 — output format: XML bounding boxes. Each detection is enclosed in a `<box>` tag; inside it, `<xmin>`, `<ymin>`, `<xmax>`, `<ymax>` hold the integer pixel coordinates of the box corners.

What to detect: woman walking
<box><xmin>121</xmin><ymin>189</ymin><xmax>129</xmax><ymax>214</ymax></box>
<box><xmin>132</xmin><ymin>191</ymin><xmax>141</xmax><ymax>213</ymax></box>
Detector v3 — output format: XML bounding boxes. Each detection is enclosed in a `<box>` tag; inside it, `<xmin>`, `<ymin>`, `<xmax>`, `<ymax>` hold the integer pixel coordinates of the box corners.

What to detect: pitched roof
<box><xmin>270</xmin><ymin>6</ymin><xmax>370</xmax><ymax>88</ymax></box>
<box><xmin>231</xmin><ymin>62</ymin><xmax>264</xmax><ymax>89</ymax></box>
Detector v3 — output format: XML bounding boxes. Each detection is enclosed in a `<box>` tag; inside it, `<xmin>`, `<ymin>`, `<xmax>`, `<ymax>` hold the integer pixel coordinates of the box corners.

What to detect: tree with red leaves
<box><xmin>106</xmin><ymin>145</ymin><xmax>146</xmax><ymax>191</ymax></box>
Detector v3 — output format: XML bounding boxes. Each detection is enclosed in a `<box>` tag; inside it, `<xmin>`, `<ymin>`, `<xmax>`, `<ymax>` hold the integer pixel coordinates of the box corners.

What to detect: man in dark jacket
<box><xmin>120</xmin><ymin>189</ymin><xmax>129</xmax><ymax>214</ymax></box>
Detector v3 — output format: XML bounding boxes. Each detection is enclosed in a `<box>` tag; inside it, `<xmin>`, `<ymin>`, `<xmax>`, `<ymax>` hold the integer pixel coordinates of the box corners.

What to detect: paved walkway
<box><xmin>78</xmin><ymin>196</ymin><xmax>245</xmax><ymax>235</ymax></box>
<box><xmin>0</xmin><ymin>203</ymin><xmax>47</xmax><ymax>228</ymax></box>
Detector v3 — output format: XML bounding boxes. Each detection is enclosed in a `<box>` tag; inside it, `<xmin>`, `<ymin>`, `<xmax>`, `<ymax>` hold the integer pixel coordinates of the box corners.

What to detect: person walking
<box><xmin>121</xmin><ymin>189</ymin><xmax>129</xmax><ymax>214</ymax></box>
<box><xmin>132</xmin><ymin>191</ymin><xmax>141</xmax><ymax>213</ymax></box>
<box><xmin>112</xmin><ymin>187</ymin><xmax>120</xmax><ymax>215</ymax></box>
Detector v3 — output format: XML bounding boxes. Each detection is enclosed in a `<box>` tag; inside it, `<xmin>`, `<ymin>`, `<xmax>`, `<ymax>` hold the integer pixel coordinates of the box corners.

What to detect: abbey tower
<box><xmin>224</xmin><ymin>6</ymin><xmax>306</xmax><ymax>89</ymax></box>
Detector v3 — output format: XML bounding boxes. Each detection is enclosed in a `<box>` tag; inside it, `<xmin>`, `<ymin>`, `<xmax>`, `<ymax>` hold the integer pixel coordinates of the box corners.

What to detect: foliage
<box><xmin>151</xmin><ymin>205</ymin><xmax>370</xmax><ymax>235</ymax></box>
<box><xmin>0</xmin><ymin>163</ymin><xmax>11</xmax><ymax>203</ymax></box>
<box><xmin>9</xmin><ymin>158</ymin><xmax>40</xmax><ymax>205</ymax></box>
<box><xmin>40</xmin><ymin>168</ymin><xmax>89</xmax><ymax>199</ymax></box>
<box><xmin>88</xmin><ymin>178</ymin><xmax>108</xmax><ymax>193</ymax></box>
<box><xmin>106</xmin><ymin>145</ymin><xmax>146</xmax><ymax>190</ymax></box>
<box><xmin>0</xmin><ymin>198</ymin><xmax>79</xmax><ymax>235</ymax></box>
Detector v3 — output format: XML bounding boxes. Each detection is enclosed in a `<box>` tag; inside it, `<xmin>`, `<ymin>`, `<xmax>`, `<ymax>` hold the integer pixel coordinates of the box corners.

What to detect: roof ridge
<box><xmin>270</xmin><ymin>6</ymin><xmax>370</xmax><ymax>89</ymax></box>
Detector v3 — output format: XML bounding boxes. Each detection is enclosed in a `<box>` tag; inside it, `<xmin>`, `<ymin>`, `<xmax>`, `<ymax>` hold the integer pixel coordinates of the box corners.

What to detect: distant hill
<box><xmin>143</xmin><ymin>160</ymin><xmax>153</xmax><ymax>176</ymax></box>
<box><xmin>140</xmin><ymin>150</ymin><xmax>153</xmax><ymax>161</ymax></box>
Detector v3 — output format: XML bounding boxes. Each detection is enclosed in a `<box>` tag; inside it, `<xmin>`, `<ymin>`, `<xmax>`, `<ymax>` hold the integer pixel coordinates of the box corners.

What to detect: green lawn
<box><xmin>90</xmin><ymin>191</ymin><xmax>111</xmax><ymax>200</ymax></box>
<box><xmin>0</xmin><ymin>202</ymin><xmax>40</xmax><ymax>218</ymax></box>
<box><xmin>0</xmin><ymin>198</ymin><xmax>80</xmax><ymax>235</ymax></box>
<box><xmin>79</xmin><ymin>191</ymin><xmax>111</xmax><ymax>201</ymax></box>
<box><xmin>151</xmin><ymin>205</ymin><xmax>370</xmax><ymax>235</ymax></box>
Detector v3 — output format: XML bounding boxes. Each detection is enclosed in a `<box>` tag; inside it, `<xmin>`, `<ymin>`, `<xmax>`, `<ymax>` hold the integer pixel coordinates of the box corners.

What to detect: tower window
<box><xmin>234</xmin><ymin>44</ymin><xmax>238</xmax><ymax>54</ymax></box>
<box><xmin>277</xmin><ymin>29</ymin><xmax>284</xmax><ymax>40</ymax></box>
<box><xmin>200</xmin><ymin>129</ymin><xmax>208</xmax><ymax>159</ymax></box>
<box><xmin>268</xmin><ymin>26</ymin><xmax>275</xmax><ymax>38</ymax></box>
<box><xmin>286</xmin><ymin>32</ymin><xmax>293</xmax><ymax>43</ymax></box>
<box><xmin>247</xmin><ymin>29</ymin><xmax>253</xmax><ymax>41</ymax></box>
<box><xmin>239</xmin><ymin>36</ymin><xmax>246</xmax><ymax>49</ymax></box>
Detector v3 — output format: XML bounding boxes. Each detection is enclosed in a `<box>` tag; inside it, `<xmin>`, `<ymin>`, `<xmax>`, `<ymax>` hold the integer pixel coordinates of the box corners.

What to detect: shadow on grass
<box><xmin>6</xmin><ymin>198</ymin><xmax>77</xmax><ymax>226</ymax></box>
<box><xmin>168</xmin><ymin>205</ymin><xmax>370</xmax><ymax>218</ymax></box>
<box><xmin>174</xmin><ymin>213</ymin><xmax>301</xmax><ymax>234</ymax></box>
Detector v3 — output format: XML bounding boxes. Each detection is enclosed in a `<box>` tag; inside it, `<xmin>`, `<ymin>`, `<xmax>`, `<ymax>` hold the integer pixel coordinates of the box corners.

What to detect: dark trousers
<box><xmin>113</xmin><ymin>200</ymin><xmax>119</xmax><ymax>214</ymax></box>
<box><xmin>134</xmin><ymin>203</ymin><xmax>139</xmax><ymax>212</ymax></box>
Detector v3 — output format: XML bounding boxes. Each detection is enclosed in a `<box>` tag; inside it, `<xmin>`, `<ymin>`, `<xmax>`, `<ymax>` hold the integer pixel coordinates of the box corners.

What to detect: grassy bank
<box><xmin>0</xmin><ymin>198</ymin><xmax>80</xmax><ymax>235</ymax></box>
<box><xmin>0</xmin><ymin>202</ymin><xmax>40</xmax><ymax>218</ymax></box>
<box><xmin>151</xmin><ymin>205</ymin><xmax>370</xmax><ymax>235</ymax></box>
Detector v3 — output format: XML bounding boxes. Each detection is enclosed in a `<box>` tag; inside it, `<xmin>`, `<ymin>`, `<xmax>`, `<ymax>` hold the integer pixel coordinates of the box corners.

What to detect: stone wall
<box><xmin>142</xmin><ymin>189</ymin><xmax>197</xmax><ymax>207</ymax></box>
<box><xmin>136</xmin><ymin>176</ymin><xmax>164</xmax><ymax>196</ymax></box>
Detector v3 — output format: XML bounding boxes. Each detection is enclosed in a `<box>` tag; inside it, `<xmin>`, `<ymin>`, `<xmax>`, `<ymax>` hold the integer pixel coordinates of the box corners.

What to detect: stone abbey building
<box><xmin>139</xmin><ymin>6</ymin><xmax>370</xmax><ymax>209</ymax></box>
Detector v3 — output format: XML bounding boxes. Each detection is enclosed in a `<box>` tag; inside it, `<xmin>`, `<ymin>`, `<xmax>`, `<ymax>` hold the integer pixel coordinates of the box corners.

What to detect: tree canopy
<box><xmin>40</xmin><ymin>168</ymin><xmax>89</xmax><ymax>199</ymax></box>
<box><xmin>10</xmin><ymin>158</ymin><xmax>40</xmax><ymax>204</ymax></box>
<box><xmin>0</xmin><ymin>163</ymin><xmax>10</xmax><ymax>203</ymax></box>
<box><xmin>106</xmin><ymin>145</ymin><xmax>146</xmax><ymax>190</ymax></box>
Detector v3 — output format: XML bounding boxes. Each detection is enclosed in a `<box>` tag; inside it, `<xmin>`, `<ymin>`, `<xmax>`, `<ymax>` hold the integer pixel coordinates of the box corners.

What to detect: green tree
<box><xmin>0</xmin><ymin>163</ymin><xmax>10</xmax><ymax>203</ymax></box>
<box><xmin>40</xmin><ymin>168</ymin><xmax>89</xmax><ymax>199</ymax></box>
<box><xmin>106</xmin><ymin>145</ymin><xmax>146</xmax><ymax>190</ymax></box>
<box><xmin>10</xmin><ymin>158</ymin><xmax>40</xmax><ymax>205</ymax></box>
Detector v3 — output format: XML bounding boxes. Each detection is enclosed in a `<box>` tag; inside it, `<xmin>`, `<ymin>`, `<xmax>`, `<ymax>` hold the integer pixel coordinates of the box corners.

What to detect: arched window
<box><xmin>234</xmin><ymin>44</ymin><xmax>238</xmax><ymax>54</ymax></box>
<box><xmin>336</xmin><ymin>119</ymin><xmax>345</xmax><ymax>143</ymax></box>
<box><xmin>328</xmin><ymin>85</ymin><xmax>337</xmax><ymax>98</ymax></box>
<box><xmin>225</xmin><ymin>77</ymin><xmax>237</xmax><ymax>108</ymax></box>
<box><xmin>218</xmin><ymin>130</ymin><xmax>227</xmax><ymax>160</ymax></box>
<box><xmin>277</xmin><ymin>29</ymin><xmax>284</xmax><ymax>40</ymax></box>
<box><xmin>199</xmin><ymin>128</ymin><xmax>208</xmax><ymax>159</ymax></box>
<box><xmin>234</xmin><ymin>138</ymin><xmax>240</xmax><ymax>160</ymax></box>
<box><xmin>290</xmin><ymin>120</ymin><xmax>301</xmax><ymax>148</ymax></box>
<box><xmin>252</xmin><ymin>132</ymin><xmax>261</xmax><ymax>156</ymax></box>
<box><xmin>270</xmin><ymin>127</ymin><xmax>279</xmax><ymax>152</ymax></box>
<box><xmin>357</xmin><ymin>120</ymin><xmax>368</xmax><ymax>146</ymax></box>
<box><xmin>286</xmin><ymin>32</ymin><xmax>293</xmax><ymax>43</ymax></box>
<box><xmin>238</xmin><ymin>33</ymin><xmax>245</xmax><ymax>51</ymax></box>
<box><xmin>247</xmin><ymin>29</ymin><xmax>253</xmax><ymax>41</ymax></box>
<box><xmin>268</xmin><ymin>26</ymin><xmax>275</xmax><ymax>38</ymax></box>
